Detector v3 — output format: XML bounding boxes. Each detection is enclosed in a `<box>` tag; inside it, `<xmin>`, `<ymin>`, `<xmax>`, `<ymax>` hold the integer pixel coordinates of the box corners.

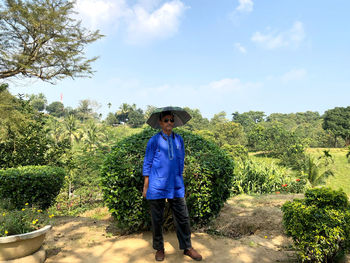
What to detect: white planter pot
<box><xmin>0</xmin><ymin>225</ymin><xmax>51</xmax><ymax>261</ymax></box>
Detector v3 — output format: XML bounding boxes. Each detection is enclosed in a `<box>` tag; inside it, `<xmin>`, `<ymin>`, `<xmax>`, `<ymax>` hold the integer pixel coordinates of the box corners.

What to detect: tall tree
<box><xmin>25</xmin><ymin>93</ymin><xmax>47</xmax><ymax>111</ymax></box>
<box><xmin>182</xmin><ymin>107</ymin><xmax>210</xmax><ymax>131</ymax></box>
<box><xmin>210</xmin><ymin>111</ymin><xmax>228</xmax><ymax>127</ymax></box>
<box><xmin>232</xmin><ymin>111</ymin><xmax>265</xmax><ymax>132</ymax></box>
<box><xmin>323</xmin><ymin>107</ymin><xmax>350</xmax><ymax>146</ymax></box>
<box><xmin>0</xmin><ymin>0</ymin><xmax>103</xmax><ymax>82</ymax></box>
<box><xmin>76</xmin><ymin>99</ymin><xmax>100</xmax><ymax>121</ymax></box>
<box><xmin>46</xmin><ymin>101</ymin><xmax>64</xmax><ymax>117</ymax></box>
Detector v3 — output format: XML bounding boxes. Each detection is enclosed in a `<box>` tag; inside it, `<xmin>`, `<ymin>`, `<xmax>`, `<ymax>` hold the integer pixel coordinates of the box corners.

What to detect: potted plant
<box><xmin>0</xmin><ymin>203</ymin><xmax>54</xmax><ymax>261</ymax></box>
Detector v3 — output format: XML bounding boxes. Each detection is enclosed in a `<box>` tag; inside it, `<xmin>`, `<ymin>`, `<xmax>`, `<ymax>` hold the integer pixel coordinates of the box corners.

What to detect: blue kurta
<box><xmin>143</xmin><ymin>131</ymin><xmax>185</xmax><ymax>200</ymax></box>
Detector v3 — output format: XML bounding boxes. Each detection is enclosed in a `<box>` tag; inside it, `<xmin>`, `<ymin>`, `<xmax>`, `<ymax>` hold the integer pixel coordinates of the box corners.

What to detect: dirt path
<box><xmin>44</xmin><ymin>218</ymin><xmax>295</xmax><ymax>263</ymax></box>
<box><xmin>42</xmin><ymin>194</ymin><xmax>348</xmax><ymax>263</ymax></box>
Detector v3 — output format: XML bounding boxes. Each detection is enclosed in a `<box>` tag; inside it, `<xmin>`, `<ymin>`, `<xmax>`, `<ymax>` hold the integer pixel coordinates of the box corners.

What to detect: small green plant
<box><xmin>0</xmin><ymin>203</ymin><xmax>54</xmax><ymax>237</ymax></box>
<box><xmin>282</xmin><ymin>187</ymin><xmax>350</xmax><ymax>262</ymax></box>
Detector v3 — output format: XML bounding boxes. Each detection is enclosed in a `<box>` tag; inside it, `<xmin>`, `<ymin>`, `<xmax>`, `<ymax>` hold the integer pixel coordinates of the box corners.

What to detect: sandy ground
<box><xmin>43</xmin><ymin>194</ymin><xmax>349</xmax><ymax>263</ymax></box>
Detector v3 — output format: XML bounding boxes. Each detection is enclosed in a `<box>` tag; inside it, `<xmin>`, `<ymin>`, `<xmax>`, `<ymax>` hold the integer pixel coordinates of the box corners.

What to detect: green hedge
<box><xmin>0</xmin><ymin>166</ymin><xmax>65</xmax><ymax>209</ymax></box>
<box><xmin>100</xmin><ymin>128</ymin><xmax>235</xmax><ymax>232</ymax></box>
<box><xmin>282</xmin><ymin>187</ymin><xmax>350</xmax><ymax>262</ymax></box>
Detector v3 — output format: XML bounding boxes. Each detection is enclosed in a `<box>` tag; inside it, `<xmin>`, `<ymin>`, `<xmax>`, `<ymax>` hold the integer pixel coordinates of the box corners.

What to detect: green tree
<box><xmin>128</xmin><ymin>108</ymin><xmax>145</xmax><ymax>128</ymax></box>
<box><xmin>0</xmin><ymin>0</ymin><xmax>103</xmax><ymax>82</ymax></box>
<box><xmin>323</xmin><ymin>107</ymin><xmax>350</xmax><ymax>146</ymax></box>
<box><xmin>0</xmin><ymin>83</ymin><xmax>24</xmax><ymax>140</ymax></box>
<box><xmin>182</xmin><ymin>107</ymin><xmax>210</xmax><ymax>131</ymax></box>
<box><xmin>46</xmin><ymin>101</ymin><xmax>64</xmax><ymax>117</ymax></box>
<box><xmin>0</xmin><ymin>91</ymin><xmax>68</xmax><ymax>168</ymax></box>
<box><xmin>25</xmin><ymin>93</ymin><xmax>47</xmax><ymax>111</ymax></box>
<box><xmin>105</xmin><ymin>112</ymin><xmax>118</xmax><ymax>126</ymax></box>
<box><xmin>210</xmin><ymin>111</ymin><xmax>228</xmax><ymax>127</ymax></box>
<box><xmin>232</xmin><ymin>111</ymin><xmax>265</xmax><ymax>132</ymax></box>
<box><xmin>116</xmin><ymin>103</ymin><xmax>132</xmax><ymax>124</ymax></box>
<box><xmin>82</xmin><ymin>120</ymin><xmax>102</xmax><ymax>152</ymax></box>
<box><xmin>297</xmin><ymin>150</ymin><xmax>335</xmax><ymax>187</ymax></box>
<box><xmin>75</xmin><ymin>99</ymin><xmax>100</xmax><ymax>121</ymax></box>
<box><xmin>62</xmin><ymin>114</ymin><xmax>81</xmax><ymax>144</ymax></box>
<box><xmin>212</xmin><ymin>121</ymin><xmax>247</xmax><ymax>147</ymax></box>
<box><xmin>144</xmin><ymin>105</ymin><xmax>157</xmax><ymax>120</ymax></box>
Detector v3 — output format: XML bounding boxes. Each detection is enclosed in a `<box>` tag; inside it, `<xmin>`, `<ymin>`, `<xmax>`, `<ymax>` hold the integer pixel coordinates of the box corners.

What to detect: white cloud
<box><xmin>236</xmin><ymin>0</ymin><xmax>254</xmax><ymax>13</ymax></box>
<box><xmin>75</xmin><ymin>0</ymin><xmax>129</xmax><ymax>30</ymax></box>
<box><xmin>74</xmin><ymin>0</ymin><xmax>187</xmax><ymax>44</ymax></box>
<box><xmin>281</xmin><ymin>69</ymin><xmax>307</xmax><ymax>82</ymax></box>
<box><xmin>235</xmin><ymin>42</ymin><xmax>247</xmax><ymax>53</ymax></box>
<box><xmin>204</xmin><ymin>78</ymin><xmax>262</xmax><ymax>93</ymax></box>
<box><xmin>251</xmin><ymin>21</ymin><xmax>305</xmax><ymax>49</ymax></box>
<box><xmin>126</xmin><ymin>1</ymin><xmax>186</xmax><ymax>44</ymax></box>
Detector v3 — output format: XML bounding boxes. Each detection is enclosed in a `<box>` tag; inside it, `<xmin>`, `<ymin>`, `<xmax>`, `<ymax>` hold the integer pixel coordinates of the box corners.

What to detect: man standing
<box><xmin>143</xmin><ymin>107</ymin><xmax>202</xmax><ymax>261</ymax></box>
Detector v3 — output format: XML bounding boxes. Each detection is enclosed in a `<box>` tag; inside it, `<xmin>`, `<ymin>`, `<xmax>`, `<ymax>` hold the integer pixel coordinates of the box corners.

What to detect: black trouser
<box><xmin>149</xmin><ymin>197</ymin><xmax>192</xmax><ymax>251</ymax></box>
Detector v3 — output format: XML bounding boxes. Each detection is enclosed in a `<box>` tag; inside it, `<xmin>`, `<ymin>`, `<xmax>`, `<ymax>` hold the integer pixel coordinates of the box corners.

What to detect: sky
<box><xmin>7</xmin><ymin>0</ymin><xmax>350</xmax><ymax>119</ymax></box>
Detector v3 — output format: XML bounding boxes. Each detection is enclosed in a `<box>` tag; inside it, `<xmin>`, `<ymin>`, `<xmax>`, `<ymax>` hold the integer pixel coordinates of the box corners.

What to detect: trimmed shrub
<box><xmin>100</xmin><ymin>128</ymin><xmax>235</xmax><ymax>232</ymax></box>
<box><xmin>0</xmin><ymin>166</ymin><xmax>65</xmax><ymax>209</ymax></box>
<box><xmin>232</xmin><ymin>159</ymin><xmax>306</xmax><ymax>195</ymax></box>
<box><xmin>282</xmin><ymin>187</ymin><xmax>350</xmax><ymax>262</ymax></box>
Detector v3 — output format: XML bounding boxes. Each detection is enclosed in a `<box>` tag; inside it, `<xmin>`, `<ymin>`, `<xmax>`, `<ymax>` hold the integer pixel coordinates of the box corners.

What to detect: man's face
<box><xmin>159</xmin><ymin>114</ymin><xmax>175</xmax><ymax>133</ymax></box>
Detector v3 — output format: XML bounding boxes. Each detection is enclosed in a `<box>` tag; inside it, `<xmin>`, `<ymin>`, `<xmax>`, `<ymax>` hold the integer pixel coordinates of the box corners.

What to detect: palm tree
<box><xmin>63</xmin><ymin>114</ymin><xmax>82</xmax><ymax>144</ymax></box>
<box><xmin>62</xmin><ymin>114</ymin><xmax>82</xmax><ymax>198</ymax></box>
<box><xmin>301</xmin><ymin>152</ymin><xmax>334</xmax><ymax>187</ymax></box>
<box><xmin>82</xmin><ymin>120</ymin><xmax>102</xmax><ymax>152</ymax></box>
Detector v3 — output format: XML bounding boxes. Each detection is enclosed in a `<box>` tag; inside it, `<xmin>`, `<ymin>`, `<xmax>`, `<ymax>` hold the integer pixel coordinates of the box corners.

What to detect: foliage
<box><xmin>232</xmin><ymin>159</ymin><xmax>306</xmax><ymax>195</ymax></box>
<box><xmin>46</xmin><ymin>101</ymin><xmax>65</xmax><ymax>117</ymax></box>
<box><xmin>0</xmin><ymin>83</ymin><xmax>24</xmax><ymax>140</ymax></box>
<box><xmin>297</xmin><ymin>150</ymin><xmax>335</xmax><ymax>187</ymax></box>
<box><xmin>182</xmin><ymin>107</ymin><xmax>210</xmax><ymax>131</ymax></box>
<box><xmin>282</xmin><ymin>187</ymin><xmax>350</xmax><ymax>262</ymax></box>
<box><xmin>0</xmin><ymin>203</ymin><xmax>54</xmax><ymax>237</ymax></box>
<box><xmin>105</xmin><ymin>103</ymin><xmax>145</xmax><ymax>128</ymax></box>
<box><xmin>100</xmin><ymin>128</ymin><xmax>235</xmax><ymax>232</ymax></box>
<box><xmin>25</xmin><ymin>93</ymin><xmax>47</xmax><ymax>112</ymax></box>
<box><xmin>105</xmin><ymin>112</ymin><xmax>118</xmax><ymax>126</ymax></box>
<box><xmin>211</xmin><ymin>121</ymin><xmax>247</xmax><ymax>147</ymax></box>
<box><xmin>48</xmin><ymin>122</ymin><xmax>139</xmax><ymax>216</ymax></box>
<box><xmin>248</xmin><ymin>123</ymin><xmax>307</xmax><ymax>168</ymax></box>
<box><xmin>221</xmin><ymin>144</ymin><xmax>249</xmax><ymax>162</ymax></box>
<box><xmin>0</xmin><ymin>166</ymin><xmax>65</xmax><ymax>209</ymax></box>
<box><xmin>232</xmin><ymin>110</ymin><xmax>266</xmax><ymax>132</ymax></box>
<box><xmin>0</xmin><ymin>93</ymin><xmax>70</xmax><ymax>168</ymax></box>
<box><xmin>75</xmin><ymin>99</ymin><xmax>100</xmax><ymax>121</ymax></box>
<box><xmin>210</xmin><ymin>111</ymin><xmax>228</xmax><ymax>126</ymax></box>
<box><xmin>0</xmin><ymin>0</ymin><xmax>103</xmax><ymax>82</ymax></box>
<box><xmin>323</xmin><ymin>106</ymin><xmax>350</xmax><ymax>146</ymax></box>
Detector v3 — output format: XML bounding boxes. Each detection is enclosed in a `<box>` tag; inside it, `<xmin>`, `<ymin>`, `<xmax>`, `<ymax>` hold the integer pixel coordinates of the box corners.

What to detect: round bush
<box><xmin>282</xmin><ymin>188</ymin><xmax>350</xmax><ymax>262</ymax></box>
<box><xmin>0</xmin><ymin>165</ymin><xmax>65</xmax><ymax>209</ymax></box>
<box><xmin>100</xmin><ymin>128</ymin><xmax>235</xmax><ymax>232</ymax></box>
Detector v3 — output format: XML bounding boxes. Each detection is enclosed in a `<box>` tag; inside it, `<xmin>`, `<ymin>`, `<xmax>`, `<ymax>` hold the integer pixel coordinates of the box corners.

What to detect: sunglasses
<box><xmin>163</xmin><ymin>118</ymin><xmax>175</xmax><ymax>123</ymax></box>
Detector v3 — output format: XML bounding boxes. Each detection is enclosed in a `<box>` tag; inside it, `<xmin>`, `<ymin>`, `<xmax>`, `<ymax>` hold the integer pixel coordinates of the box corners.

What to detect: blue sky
<box><xmin>7</xmin><ymin>0</ymin><xmax>350</xmax><ymax>119</ymax></box>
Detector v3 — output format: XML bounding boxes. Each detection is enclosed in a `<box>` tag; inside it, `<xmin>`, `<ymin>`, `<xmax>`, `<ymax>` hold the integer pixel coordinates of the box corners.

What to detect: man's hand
<box><xmin>143</xmin><ymin>186</ymin><xmax>148</xmax><ymax>198</ymax></box>
<box><xmin>143</xmin><ymin>176</ymin><xmax>149</xmax><ymax>198</ymax></box>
